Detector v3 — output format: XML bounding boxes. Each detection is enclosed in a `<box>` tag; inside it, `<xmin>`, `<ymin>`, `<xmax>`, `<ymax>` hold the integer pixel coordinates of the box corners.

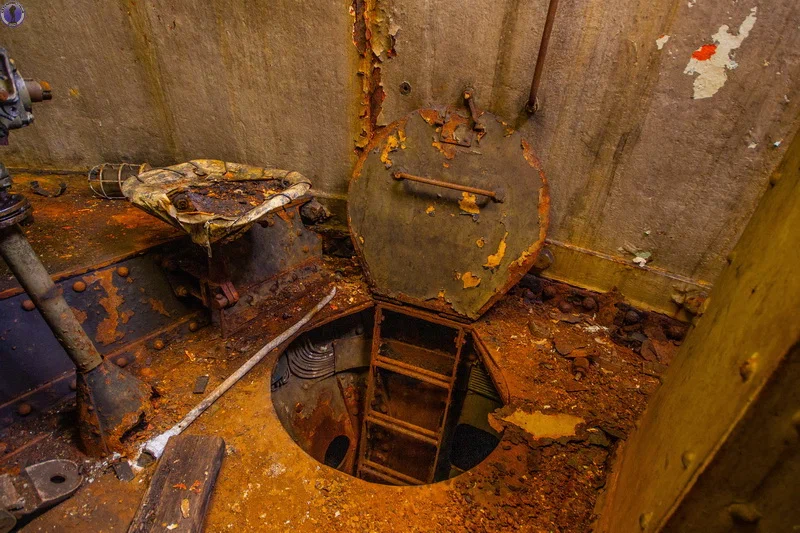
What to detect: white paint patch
<box><xmin>656</xmin><ymin>35</ymin><xmax>670</xmax><ymax>50</ymax></box>
<box><xmin>688</xmin><ymin>0</ymin><xmax>697</xmax><ymax>7</ymax></box>
<box><xmin>683</xmin><ymin>7</ymin><xmax>758</xmax><ymax>99</ymax></box>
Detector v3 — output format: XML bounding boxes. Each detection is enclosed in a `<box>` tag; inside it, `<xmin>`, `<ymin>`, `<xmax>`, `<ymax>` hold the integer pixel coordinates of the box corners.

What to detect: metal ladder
<box><xmin>356</xmin><ymin>304</ymin><xmax>465</xmax><ymax>485</ymax></box>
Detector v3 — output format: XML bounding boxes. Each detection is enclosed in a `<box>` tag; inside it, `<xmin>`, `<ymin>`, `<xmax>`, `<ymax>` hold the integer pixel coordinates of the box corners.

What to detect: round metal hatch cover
<box><xmin>348</xmin><ymin>106</ymin><xmax>550</xmax><ymax>321</ymax></box>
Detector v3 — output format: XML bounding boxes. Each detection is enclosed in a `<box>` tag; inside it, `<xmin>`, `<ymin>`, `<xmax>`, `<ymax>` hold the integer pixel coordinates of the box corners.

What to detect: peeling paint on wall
<box><xmin>683</xmin><ymin>7</ymin><xmax>757</xmax><ymax>99</ymax></box>
<box><xmin>351</xmin><ymin>0</ymin><xmax>397</xmax><ymax>150</ymax></box>
<box><xmin>656</xmin><ymin>35</ymin><xmax>670</xmax><ymax>50</ymax></box>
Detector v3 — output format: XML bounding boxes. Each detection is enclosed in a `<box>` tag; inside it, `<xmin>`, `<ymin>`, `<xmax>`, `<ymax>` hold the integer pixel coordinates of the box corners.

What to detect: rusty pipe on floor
<box><xmin>526</xmin><ymin>0</ymin><xmax>560</xmax><ymax>115</ymax></box>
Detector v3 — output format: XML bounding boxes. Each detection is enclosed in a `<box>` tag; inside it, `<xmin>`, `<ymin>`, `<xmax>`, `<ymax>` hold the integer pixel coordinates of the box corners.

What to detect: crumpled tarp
<box><xmin>122</xmin><ymin>159</ymin><xmax>311</xmax><ymax>253</ymax></box>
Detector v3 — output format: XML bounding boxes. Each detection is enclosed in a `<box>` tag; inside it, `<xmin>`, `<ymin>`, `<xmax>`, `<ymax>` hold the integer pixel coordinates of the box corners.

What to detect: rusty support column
<box><xmin>0</xmin><ymin>164</ymin><xmax>152</xmax><ymax>456</ymax></box>
<box><xmin>526</xmin><ymin>0</ymin><xmax>560</xmax><ymax>114</ymax></box>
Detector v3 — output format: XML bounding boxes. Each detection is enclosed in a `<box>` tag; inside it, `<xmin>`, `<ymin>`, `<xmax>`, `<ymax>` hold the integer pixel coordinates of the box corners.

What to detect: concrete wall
<box><xmin>2</xmin><ymin>0</ymin><xmax>799</xmax><ymax>313</ymax></box>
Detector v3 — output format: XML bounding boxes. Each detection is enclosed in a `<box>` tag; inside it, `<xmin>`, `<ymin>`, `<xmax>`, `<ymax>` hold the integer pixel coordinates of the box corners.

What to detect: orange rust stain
<box><xmin>691</xmin><ymin>44</ymin><xmax>717</xmax><ymax>61</ymax></box>
<box><xmin>439</xmin><ymin>113</ymin><xmax>469</xmax><ymax>143</ymax></box>
<box><xmin>425</xmin><ymin>205</ymin><xmax>435</xmax><ymax>215</ymax></box>
<box><xmin>484</xmin><ymin>232</ymin><xmax>508</xmax><ymax>269</ymax></box>
<box><xmin>458</xmin><ymin>192</ymin><xmax>480</xmax><ymax>214</ymax></box>
<box><xmin>148</xmin><ymin>298</ymin><xmax>171</xmax><ymax>317</ymax></box>
<box><xmin>72</xmin><ymin>307</ymin><xmax>88</xmax><ymax>324</ymax></box>
<box><xmin>461</xmin><ymin>272</ymin><xmax>481</xmax><ymax>289</ymax></box>
<box><xmin>419</xmin><ymin>108</ymin><xmax>442</xmax><ymax>125</ymax></box>
<box><xmin>83</xmin><ymin>269</ymin><xmax>125</xmax><ymax>346</ymax></box>
<box><xmin>514</xmin><ymin>139</ymin><xmax>551</xmax><ymax>271</ymax></box>
<box><xmin>380</xmin><ymin>134</ymin><xmax>400</xmax><ymax>168</ymax></box>
<box><xmin>431</xmin><ymin>140</ymin><xmax>457</xmax><ymax>159</ymax></box>
<box><xmin>121</xmin><ymin>310</ymin><xmax>135</xmax><ymax>324</ymax></box>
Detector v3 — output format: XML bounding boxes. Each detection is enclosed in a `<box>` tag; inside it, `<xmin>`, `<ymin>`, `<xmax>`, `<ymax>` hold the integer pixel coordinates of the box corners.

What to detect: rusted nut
<box><xmin>666</xmin><ymin>324</ymin><xmax>687</xmax><ymax>341</ymax></box>
<box><xmin>115</xmin><ymin>356</ymin><xmax>129</xmax><ymax>368</ymax></box>
<box><xmin>188</xmin><ymin>321</ymin><xmax>200</xmax><ymax>332</ymax></box>
<box><xmin>116</xmin><ymin>266</ymin><xmax>130</xmax><ymax>277</ymax></box>
<box><xmin>582</xmin><ymin>296</ymin><xmax>598</xmax><ymax>312</ymax></box>
<box><xmin>294</xmin><ymin>402</ymin><xmax>304</xmax><ymax>414</ymax></box>
<box><xmin>681</xmin><ymin>450</ymin><xmax>696</xmax><ymax>469</ymax></box>
<box><xmin>174</xmin><ymin>285</ymin><xmax>189</xmax><ymax>297</ymax></box>
<box><xmin>624</xmin><ymin>310</ymin><xmax>641</xmax><ymax>325</ymax></box>
<box><xmin>533</xmin><ymin>248</ymin><xmax>554</xmax><ymax>271</ymax></box>
<box><xmin>541</xmin><ymin>285</ymin><xmax>557</xmax><ymax>301</ymax></box>
<box><xmin>739</xmin><ymin>353</ymin><xmax>759</xmax><ymax>382</ymax></box>
<box><xmin>153</xmin><ymin>339</ymin><xmax>166</xmax><ymax>350</ymax></box>
<box><xmin>21</xmin><ymin>299</ymin><xmax>35</xmax><ymax>311</ymax></box>
<box><xmin>17</xmin><ymin>403</ymin><xmax>32</xmax><ymax>416</ymax></box>
<box><xmin>572</xmin><ymin>357</ymin><xmax>590</xmax><ymax>380</ymax></box>
<box><xmin>72</xmin><ymin>280</ymin><xmax>87</xmax><ymax>292</ymax></box>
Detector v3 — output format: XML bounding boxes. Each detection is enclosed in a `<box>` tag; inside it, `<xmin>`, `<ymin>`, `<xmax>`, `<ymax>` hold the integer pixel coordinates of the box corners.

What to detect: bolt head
<box><xmin>116</xmin><ymin>266</ymin><xmax>130</xmax><ymax>277</ymax></box>
<box><xmin>21</xmin><ymin>299</ymin><xmax>35</xmax><ymax>311</ymax></box>
<box><xmin>188</xmin><ymin>321</ymin><xmax>199</xmax><ymax>332</ymax></box>
<box><xmin>72</xmin><ymin>280</ymin><xmax>87</xmax><ymax>292</ymax></box>
<box><xmin>153</xmin><ymin>339</ymin><xmax>165</xmax><ymax>350</ymax></box>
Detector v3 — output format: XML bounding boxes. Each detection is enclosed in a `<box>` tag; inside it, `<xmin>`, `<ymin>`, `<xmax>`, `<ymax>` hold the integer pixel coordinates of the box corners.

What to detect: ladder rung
<box><xmin>367</xmin><ymin>410</ymin><xmax>440</xmax><ymax>442</ymax></box>
<box><xmin>359</xmin><ymin>460</ymin><xmax>426</xmax><ymax>486</ymax></box>
<box><xmin>366</xmin><ymin>414</ymin><xmax>439</xmax><ymax>446</ymax></box>
<box><xmin>374</xmin><ymin>355</ymin><xmax>452</xmax><ymax>389</ymax></box>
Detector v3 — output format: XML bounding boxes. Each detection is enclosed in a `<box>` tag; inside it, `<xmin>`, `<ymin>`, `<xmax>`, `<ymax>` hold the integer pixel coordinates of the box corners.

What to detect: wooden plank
<box><xmin>129</xmin><ymin>435</ymin><xmax>225</xmax><ymax>533</ymax></box>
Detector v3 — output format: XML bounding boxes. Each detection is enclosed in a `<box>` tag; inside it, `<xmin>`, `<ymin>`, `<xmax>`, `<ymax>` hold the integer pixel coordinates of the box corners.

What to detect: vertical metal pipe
<box><xmin>0</xmin><ymin>224</ymin><xmax>103</xmax><ymax>373</ymax></box>
<box><xmin>527</xmin><ymin>0</ymin><xmax>560</xmax><ymax>114</ymax></box>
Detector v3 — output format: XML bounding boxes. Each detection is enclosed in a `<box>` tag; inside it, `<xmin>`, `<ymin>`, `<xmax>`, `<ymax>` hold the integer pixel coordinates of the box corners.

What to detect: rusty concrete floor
<box><xmin>1</xmin><ymin>255</ymin><xmax>681</xmax><ymax>532</ymax></box>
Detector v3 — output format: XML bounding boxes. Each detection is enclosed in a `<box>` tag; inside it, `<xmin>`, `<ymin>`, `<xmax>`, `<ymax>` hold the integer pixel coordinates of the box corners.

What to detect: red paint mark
<box><xmin>691</xmin><ymin>44</ymin><xmax>717</xmax><ymax>61</ymax></box>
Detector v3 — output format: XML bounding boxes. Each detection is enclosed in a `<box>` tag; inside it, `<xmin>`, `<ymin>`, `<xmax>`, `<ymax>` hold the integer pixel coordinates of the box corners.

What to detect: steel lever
<box><xmin>392</xmin><ymin>171</ymin><xmax>504</xmax><ymax>203</ymax></box>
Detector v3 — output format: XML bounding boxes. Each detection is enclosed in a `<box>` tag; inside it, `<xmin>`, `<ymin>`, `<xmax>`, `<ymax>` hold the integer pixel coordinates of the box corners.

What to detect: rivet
<box><xmin>115</xmin><ymin>356</ymin><xmax>129</xmax><ymax>368</ymax></box>
<box><xmin>153</xmin><ymin>339</ymin><xmax>165</xmax><ymax>350</ymax></box>
<box><xmin>69</xmin><ymin>379</ymin><xmax>77</xmax><ymax>391</ymax></box>
<box><xmin>21</xmin><ymin>299</ymin><xmax>35</xmax><ymax>311</ymax></box>
<box><xmin>72</xmin><ymin>280</ymin><xmax>86</xmax><ymax>292</ymax></box>
<box><xmin>17</xmin><ymin>403</ymin><xmax>32</xmax><ymax>416</ymax></box>
<box><xmin>639</xmin><ymin>512</ymin><xmax>652</xmax><ymax>531</ymax></box>
<box><xmin>726</xmin><ymin>251</ymin><xmax>737</xmax><ymax>264</ymax></box>
<box><xmin>739</xmin><ymin>353</ymin><xmax>759</xmax><ymax>382</ymax></box>
<box><xmin>728</xmin><ymin>503</ymin><xmax>761</xmax><ymax>523</ymax></box>
<box><xmin>188</xmin><ymin>321</ymin><xmax>199</xmax><ymax>332</ymax></box>
<box><xmin>681</xmin><ymin>451</ymin><xmax>696</xmax><ymax>469</ymax></box>
<box><xmin>116</xmin><ymin>266</ymin><xmax>130</xmax><ymax>277</ymax></box>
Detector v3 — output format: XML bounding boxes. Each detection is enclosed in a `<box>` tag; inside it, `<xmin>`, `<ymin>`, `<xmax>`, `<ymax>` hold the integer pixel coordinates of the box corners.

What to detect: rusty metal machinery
<box><xmin>0</xmin><ymin>49</ymin><xmax>152</xmax><ymax>456</ymax></box>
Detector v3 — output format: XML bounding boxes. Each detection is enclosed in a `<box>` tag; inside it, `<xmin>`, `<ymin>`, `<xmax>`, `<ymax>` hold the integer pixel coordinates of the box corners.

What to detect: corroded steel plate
<box><xmin>348</xmin><ymin>106</ymin><xmax>550</xmax><ymax>321</ymax></box>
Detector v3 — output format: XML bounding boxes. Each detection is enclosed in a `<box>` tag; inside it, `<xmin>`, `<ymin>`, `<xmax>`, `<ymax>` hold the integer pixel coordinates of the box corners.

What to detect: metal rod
<box><xmin>392</xmin><ymin>172</ymin><xmax>502</xmax><ymax>202</ymax></box>
<box><xmin>0</xmin><ymin>224</ymin><xmax>103</xmax><ymax>373</ymax></box>
<box><xmin>527</xmin><ymin>0</ymin><xmax>560</xmax><ymax>114</ymax></box>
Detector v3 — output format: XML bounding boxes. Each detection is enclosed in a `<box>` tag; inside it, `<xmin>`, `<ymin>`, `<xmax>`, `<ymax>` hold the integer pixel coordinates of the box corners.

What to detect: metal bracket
<box><xmin>29</xmin><ymin>180</ymin><xmax>67</xmax><ymax>198</ymax></box>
